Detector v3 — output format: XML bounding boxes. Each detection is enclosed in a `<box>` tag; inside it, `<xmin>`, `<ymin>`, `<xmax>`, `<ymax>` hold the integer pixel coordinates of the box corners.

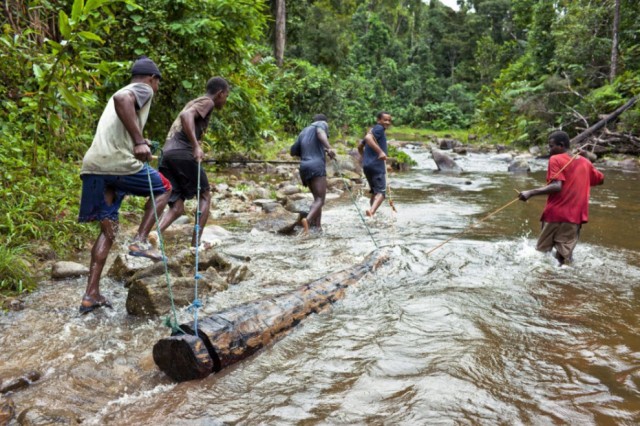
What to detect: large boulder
<box><xmin>508</xmin><ymin>156</ymin><xmax>531</xmax><ymax>173</ymax></box>
<box><xmin>431</xmin><ymin>148</ymin><xmax>463</xmax><ymax>173</ymax></box>
<box><xmin>125</xmin><ymin>249</ymin><xmax>242</xmax><ymax>316</ymax></box>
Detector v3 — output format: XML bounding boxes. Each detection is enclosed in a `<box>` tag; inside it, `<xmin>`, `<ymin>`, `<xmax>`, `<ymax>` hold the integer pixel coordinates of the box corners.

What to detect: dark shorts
<box><xmin>159</xmin><ymin>156</ymin><xmax>210</xmax><ymax>204</ymax></box>
<box><xmin>363</xmin><ymin>167</ymin><xmax>386</xmax><ymax>195</ymax></box>
<box><xmin>78</xmin><ymin>164</ymin><xmax>171</xmax><ymax>223</ymax></box>
<box><xmin>299</xmin><ymin>160</ymin><xmax>326</xmax><ymax>187</ymax></box>
<box><xmin>536</xmin><ymin>221</ymin><xmax>581</xmax><ymax>261</ymax></box>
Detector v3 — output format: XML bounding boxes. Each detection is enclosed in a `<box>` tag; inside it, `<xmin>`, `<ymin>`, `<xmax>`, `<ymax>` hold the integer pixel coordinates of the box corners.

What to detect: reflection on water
<box><xmin>1</xmin><ymin>149</ymin><xmax>639</xmax><ymax>425</ymax></box>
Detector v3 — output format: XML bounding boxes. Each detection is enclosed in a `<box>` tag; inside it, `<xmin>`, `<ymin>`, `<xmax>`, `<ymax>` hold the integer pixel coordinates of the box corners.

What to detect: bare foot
<box><xmin>365</xmin><ymin>210</ymin><xmax>373</xmax><ymax>218</ymax></box>
<box><xmin>301</xmin><ymin>218</ymin><xmax>309</xmax><ymax>234</ymax></box>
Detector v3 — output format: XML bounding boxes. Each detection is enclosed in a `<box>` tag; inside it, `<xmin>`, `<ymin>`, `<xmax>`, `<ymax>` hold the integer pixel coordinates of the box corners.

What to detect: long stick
<box><xmin>425</xmin><ymin>197</ymin><xmax>521</xmax><ymax>256</ymax></box>
<box><xmin>385</xmin><ymin>165</ymin><xmax>397</xmax><ymax>213</ymax></box>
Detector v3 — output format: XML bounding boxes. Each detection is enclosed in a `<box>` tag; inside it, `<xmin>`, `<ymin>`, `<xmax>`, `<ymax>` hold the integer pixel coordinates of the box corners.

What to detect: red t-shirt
<box><xmin>541</xmin><ymin>153</ymin><xmax>604</xmax><ymax>224</ymax></box>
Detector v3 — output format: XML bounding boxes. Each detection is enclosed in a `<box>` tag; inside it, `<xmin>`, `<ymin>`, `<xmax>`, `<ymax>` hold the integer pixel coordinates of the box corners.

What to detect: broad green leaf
<box><xmin>33</xmin><ymin>64</ymin><xmax>43</xmax><ymax>80</ymax></box>
<box><xmin>59</xmin><ymin>11</ymin><xmax>71</xmax><ymax>38</ymax></box>
<box><xmin>78</xmin><ymin>31</ymin><xmax>103</xmax><ymax>42</ymax></box>
<box><xmin>85</xmin><ymin>0</ymin><xmax>106</xmax><ymax>13</ymax></box>
<box><xmin>58</xmin><ymin>86</ymin><xmax>81</xmax><ymax>110</ymax></box>
<box><xmin>181</xmin><ymin>80</ymin><xmax>193</xmax><ymax>89</ymax></box>
<box><xmin>71</xmin><ymin>0</ymin><xmax>84</xmax><ymax>22</ymax></box>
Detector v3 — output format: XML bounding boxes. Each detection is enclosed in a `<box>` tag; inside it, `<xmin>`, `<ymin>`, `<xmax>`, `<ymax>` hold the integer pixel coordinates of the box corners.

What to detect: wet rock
<box><xmin>17</xmin><ymin>406</ymin><xmax>81</xmax><ymax>425</ymax></box>
<box><xmin>431</xmin><ymin>148</ymin><xmax>463</xmax><ymax>173</ymax></box>
<box><xmin>529</xmin><ymin>145</ymin><xmax>542</xmax><ymax>156</ymax></box>
<box><xmin>327</xmin><ymin>156</ymin><xmax>358</xmax><ymax>175</ymax></box>
<box><xmin>50</xmin><ymin>261</ymin><xmax>89</xmax><ymax>280</ymax></box>
<box><xmin>126</xmin><ymin>272</ymin><xmax>228</xmax><ymax>317</ymax></box>
<box><xmin>200</xmin><ymin>225</ymin><xmax>231</xmax><ymax>247</ymax></box>
<box><xmin>508</xmin><ymin>157</ymin><xmax>531</xmax><ymax>173</ymax></box>
<box><xmin>277</xmin><ymin>184</ymin><xmax>301</xmax><ymax>197</ymax></box>
<box><xmin>439</xmin><ymin>139</ymin><xmax>459</xmax><ymax>150</ymax></box>
<box><xmin>2</xmin><ymin>297</ymin><xmax>25</xmax><ymax>311</ymax></box>
<box><xmin>0</xmin><ymin>371</ymin><xmax>41</xmax><ymax>394</ymax></box>
<box><xmin>0</xmin><ymin>396</ymin><xmax>14</xmax><ymax>425</ymax></box>
<box><xmin>107</xmin><ymin>253</ymin><xmax>155</xmax><ymax>283</ymax></box>
<box><xmin>285</xmin><ymin>198</ymin><xmax>312</xmax><ymax>215</ymax></box>
<box><xmin>252</xmin><ymin>209</ymin><xmax>301</xmax><ymax>234</ymax></box>
<box><xmin>491</xmin><ymin>153</ymin><xmax>513</xmax><ymax>162</ymax></box>
<box><xmin>247</xmin><ymin>187</ymin><xmax>270</xmax><ymax>200</ymax></box>
<box><xmin>453</xmin><ymin>146</ymin><xmax>468</xmax><ymax>155</ymax></box>
<box><xmin>620</xmin><ymin>158</ymin><xmax>638</xmax><ymax>170</ymax></box>
<box><xmin>253</xmin><ymin>199</ymin><xmax>282</xmax><ymax>213</ymax></box>
<box><xmin>227</xmin><ymin>264</ymin><xmax>251</xmax><ymax>284</ymax></box>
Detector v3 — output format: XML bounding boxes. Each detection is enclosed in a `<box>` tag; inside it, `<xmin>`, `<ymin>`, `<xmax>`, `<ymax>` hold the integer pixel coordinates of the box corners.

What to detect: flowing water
<box><xmin>2</xmin><ymin>149</ymin><xmax>640</xmax><ymax>425</ymax></box>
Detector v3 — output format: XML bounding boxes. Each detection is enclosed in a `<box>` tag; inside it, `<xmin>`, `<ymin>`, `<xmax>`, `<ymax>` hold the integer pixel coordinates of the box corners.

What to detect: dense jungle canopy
<box><xmin>1</xmin><ymin>0</ymin><xmax>639</xmax><ymax>290</ymax></box>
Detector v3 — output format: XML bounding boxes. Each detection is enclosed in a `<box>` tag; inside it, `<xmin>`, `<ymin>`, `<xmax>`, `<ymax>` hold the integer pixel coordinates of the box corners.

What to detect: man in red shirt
<box><xmin>519</xmin><ymin>131</ymin><xmax>604</xmax><ymax>265</ymax></box>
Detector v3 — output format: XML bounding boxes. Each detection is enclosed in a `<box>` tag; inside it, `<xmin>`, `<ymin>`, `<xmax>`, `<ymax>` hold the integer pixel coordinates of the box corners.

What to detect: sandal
<box><xmin>79</xmin><ymin>295</ymin><xmax>113</xmax><ymax>315</ymax></box>
<box><xmin>128</xmin><ymin>241</ymin><xmax>165</xmax><ymax>262</ymax></box>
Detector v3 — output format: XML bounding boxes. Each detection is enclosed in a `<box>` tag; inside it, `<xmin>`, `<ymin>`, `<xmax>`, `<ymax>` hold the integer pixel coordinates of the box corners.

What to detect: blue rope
<box><xmin>192</xmin><ymin>160</ymin><xmax>203</xmax><ymax>337</ymax></box>
<box><xmin>145</xmin><ymin>163</ymin><xmax>182</xmax><ymax>334</ymax></box>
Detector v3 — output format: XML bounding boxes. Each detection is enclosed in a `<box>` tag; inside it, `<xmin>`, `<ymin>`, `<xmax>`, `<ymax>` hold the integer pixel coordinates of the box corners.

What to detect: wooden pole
<box><xmin>153</xmin><ymin>250</ymin><xmax>389</xmax><ymax>381</ymax></box>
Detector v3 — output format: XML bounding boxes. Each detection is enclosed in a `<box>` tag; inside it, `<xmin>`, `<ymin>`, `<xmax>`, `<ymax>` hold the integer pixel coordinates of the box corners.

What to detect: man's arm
<box><xmin>519</xmin><ymin>180</ymin><xmax>562</xmax><ymax>201</ymax></box>
<box><xmin>113</xmin><ymin>91</ymin><xmax>152</xmax><ymax>162</ymax></box>
<box><xmin>363</xmin><ymin>133</ymin><xmax>387</xmax><ymax>161</ymax></box>
<box><xmin>316</xmin><ymin>128</ymin><xmax>336</xmax><ymax>159</ymax></box>
<box><xmin>180</xmin><ymin>106</ymin><xmax>206</xmax><ymax>162</ymax></box>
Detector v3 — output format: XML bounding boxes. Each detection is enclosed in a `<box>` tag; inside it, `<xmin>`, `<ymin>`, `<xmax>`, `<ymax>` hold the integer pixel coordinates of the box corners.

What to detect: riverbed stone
<box><xmin>107</xmin><ymin>253</ymin><xmax>155</xmax><ymax>283</ymax></box>
<box><xmin>126</xmin><ymin>272</ymin><xmax>228</xmax><ymax>316</ymax></box>
<box><xmin>0</xmin><ymin>371</ymin><xmax>40</xmax><ymax>394</ymax></box>
<box><xmin>252</xmin><ymin>209</ymin><xmax>300</xmax><ymax>234</ymax></box>
<box><xmin>0</xmin><ymin>396</ymin><xmax>15</xmax><ymax>425</ymax></box>
<box><xmin>508</xmin><ymin>157</ymin><xmax>531</xmax><ymax>173</ymax></box>
<box><xmin>431</xmin><ymin>148</ymin><xmax>463</xmax><ymax>172</ymax></box>
<box><xmin>50</xmin><ymin>261</ymin><xmax>89</xmax><ymax>279</ymax></box>
<box><xmin>17</xmin><ymin>406</ymin><xmax>81</xmax><ymax>425</ymax></box>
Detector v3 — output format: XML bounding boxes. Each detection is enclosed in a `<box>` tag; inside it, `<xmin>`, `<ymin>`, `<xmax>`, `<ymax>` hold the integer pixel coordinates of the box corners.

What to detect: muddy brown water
<box><xmin>1</xmin><ymin>149</ymin><xmax>640</xmax><ymax>425</ymax></box>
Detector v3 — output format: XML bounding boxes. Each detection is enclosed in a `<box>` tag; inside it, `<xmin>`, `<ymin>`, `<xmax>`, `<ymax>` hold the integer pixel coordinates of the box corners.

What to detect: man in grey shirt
<box><xmin>78</xmin><ymin>56</ymin><xmax>171</xmax><ymax>314</ymax></box>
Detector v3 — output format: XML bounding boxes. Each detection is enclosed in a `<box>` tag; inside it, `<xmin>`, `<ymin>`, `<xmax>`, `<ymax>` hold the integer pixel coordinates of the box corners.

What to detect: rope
<box><xmin>145</xmin><ymin>163</ymin><xmax>182</xmax><ymax>334</ymax></box>
<box><xmin>333</xmin><ymin>158</ymin><xmax>379</xmax><ymax>249</ymax></box>
<box><xmin>425</xmin><ymin>197</ymin><xmax>521</xmax><ymax>256</ymax></box>
<box><xmin>189</xmin><ymin>160</ymin><xmax>203</xmax><ymax>337</ymax></box>
<box><xmin>384</xmin><ymin>165</ymin><xmax>397</xmax><ymax>213</ymax></box>
<box><xmin>423</xmin><ymin>140</ymin><xmax>596</xmax><ymax>257</ymax></box>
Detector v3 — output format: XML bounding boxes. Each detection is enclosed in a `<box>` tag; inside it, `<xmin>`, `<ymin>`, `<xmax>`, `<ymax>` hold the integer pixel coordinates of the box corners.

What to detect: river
<box><xmin>1</xmin><ymin>148</ymin><xmax>640</xmax><ymax>425</ymax></box>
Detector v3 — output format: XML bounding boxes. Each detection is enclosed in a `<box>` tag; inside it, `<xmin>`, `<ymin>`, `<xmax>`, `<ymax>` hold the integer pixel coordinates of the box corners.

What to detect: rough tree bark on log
<box><xmin>153</xmin><ymin>249</ymin><xmax>389</xmax><ymax>382</ymax></box>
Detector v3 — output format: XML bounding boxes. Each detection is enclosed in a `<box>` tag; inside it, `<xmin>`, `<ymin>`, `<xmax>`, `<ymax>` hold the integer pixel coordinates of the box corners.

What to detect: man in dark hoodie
<box><xmin>290</xmin><ymin>114</ymin><xmax>336</xmax><ymax>233</ymax></box>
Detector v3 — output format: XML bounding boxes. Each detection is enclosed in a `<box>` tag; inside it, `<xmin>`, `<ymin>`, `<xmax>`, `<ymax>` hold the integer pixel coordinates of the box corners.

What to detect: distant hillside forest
<box><xmin>1</xmin><ymin>0</ymin><xmax>639</xmax><ymax>287</ymax></box>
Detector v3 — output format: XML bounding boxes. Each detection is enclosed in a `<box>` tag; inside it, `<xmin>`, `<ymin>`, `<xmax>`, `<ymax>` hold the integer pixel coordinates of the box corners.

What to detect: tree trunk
<box><xmin>610</xmin><ymin>0</ymin><xmax>620</xmax><ymax>82</ymax></box>
<box><xmin>571</xmin><ymin>95</ymin><xmax>638</xmax><ymax>147</ymax></box>
<box><xmin>153</xmin><ymin>250</ymin><xmax>389</xmax><ymax>382</ymax></box>
<box><xmin>274</xmin><ymin>0</ymin><xmax>286</xmax><ymax>67</ymax></box>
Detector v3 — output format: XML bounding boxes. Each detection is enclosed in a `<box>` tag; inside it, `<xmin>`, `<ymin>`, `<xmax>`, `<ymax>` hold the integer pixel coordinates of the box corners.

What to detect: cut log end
<box><xmin>152</xmin><ymin>334</ymin><xmax>214</xmax><ymax>382</ymax></box>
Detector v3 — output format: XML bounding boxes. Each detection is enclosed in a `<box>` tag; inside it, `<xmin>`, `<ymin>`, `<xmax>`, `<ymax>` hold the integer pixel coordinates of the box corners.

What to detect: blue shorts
<box><xmin>78</xmin><ymin>164</ymin><xmax>171</xmax><ymax>223</ymax></box>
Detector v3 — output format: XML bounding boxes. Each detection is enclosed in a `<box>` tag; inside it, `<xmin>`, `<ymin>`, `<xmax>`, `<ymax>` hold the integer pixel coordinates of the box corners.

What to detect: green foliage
<box><xmin>388</xmin><ymin>145</ymin><xmax>417</xmax><ymax>166</ymax></box>
<box><xmin>0</xmin><ymin>246</ymin><xmax>37</xmax><ymax>295</ymax></box>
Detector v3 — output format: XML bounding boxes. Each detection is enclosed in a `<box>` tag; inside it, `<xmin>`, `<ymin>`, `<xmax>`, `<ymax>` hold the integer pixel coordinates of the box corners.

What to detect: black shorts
<box><xmin>363</xmin><ymin>168</ymin><xmax>386</xmax><ymax>195</ymax></box>
<box><xmin>159</xmin><ymin>156</ymin><xmax>210</xmax><ymax>204</ymax></box>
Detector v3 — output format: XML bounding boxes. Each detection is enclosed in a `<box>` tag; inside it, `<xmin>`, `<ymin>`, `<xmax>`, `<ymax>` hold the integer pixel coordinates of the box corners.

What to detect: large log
<box><xmin>571</xmin><ymin>95</ymin><xmax>638</xmax><ymax>146</ymax></box>
<box><xmin>153</xmin><ymin>249</ymin><xmax>389</xmax><ymax>381</ymax></box>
